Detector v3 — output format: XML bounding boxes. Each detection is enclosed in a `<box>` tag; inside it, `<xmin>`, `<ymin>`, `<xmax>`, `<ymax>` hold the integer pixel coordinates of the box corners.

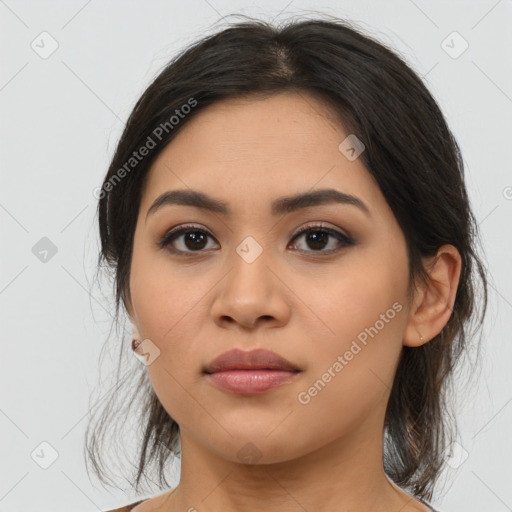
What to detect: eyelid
<box><xmin>158</xmin><ymin>223</ymin><xmax>217</xmax><ymax>248</ymax></box>
<box><xmin>290</xmin><ymin>221</ymin><xmax>351</xmax><ymax>240</ymax></box>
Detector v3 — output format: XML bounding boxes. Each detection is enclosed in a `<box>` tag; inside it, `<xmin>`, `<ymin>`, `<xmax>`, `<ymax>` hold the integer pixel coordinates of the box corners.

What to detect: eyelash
<box><xmin>159</xmin><ymin>223</ymin><xmax>355</xmax><ymax>257</ymax></box>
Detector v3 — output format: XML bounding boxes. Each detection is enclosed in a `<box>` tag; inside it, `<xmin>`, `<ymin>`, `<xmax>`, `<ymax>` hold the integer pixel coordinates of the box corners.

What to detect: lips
<box><xmin>203</xmin><ymin>348</ymin><xmax>302</xmax><ymax>395</ymax></box>
<box><xmin>203</xmin><ymin>348</ymin><xmax>301</xmax><ymax>374</ymax></box>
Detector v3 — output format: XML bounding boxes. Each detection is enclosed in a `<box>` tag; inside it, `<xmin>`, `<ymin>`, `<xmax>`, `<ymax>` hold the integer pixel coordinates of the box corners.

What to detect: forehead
<box><xmin>141</xmin><ymin>92</ymin><xmax>382</xmax><ymax>214</ymax></box>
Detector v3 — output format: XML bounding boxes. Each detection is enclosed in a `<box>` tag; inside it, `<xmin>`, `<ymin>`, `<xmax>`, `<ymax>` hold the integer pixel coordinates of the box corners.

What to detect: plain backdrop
<box><xmin>1</xmin><ymin>1</ymin><xmax>511</xmax><ymax>511</ymax></box>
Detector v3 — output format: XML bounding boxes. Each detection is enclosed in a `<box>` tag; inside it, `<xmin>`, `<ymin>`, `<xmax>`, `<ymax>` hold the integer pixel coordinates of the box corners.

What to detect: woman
<box><xmin>86</xmin><ymin>16</ymin><xmax>488</xmax><ymax>512</ymax></box>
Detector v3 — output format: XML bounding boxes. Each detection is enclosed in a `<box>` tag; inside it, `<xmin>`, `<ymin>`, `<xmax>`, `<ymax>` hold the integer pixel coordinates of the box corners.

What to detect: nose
<box><xmin>210</xmin><ymin>247</ymin><xmax>291</xmax><ymax>331</ymax></box>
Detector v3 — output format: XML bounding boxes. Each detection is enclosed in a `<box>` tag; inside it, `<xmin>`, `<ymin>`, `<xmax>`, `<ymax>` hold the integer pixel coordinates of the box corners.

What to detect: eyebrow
<box><xmin>145</xmin><ymin>187</ymin><xmax>371</xmax><ymax>220</ymax></box>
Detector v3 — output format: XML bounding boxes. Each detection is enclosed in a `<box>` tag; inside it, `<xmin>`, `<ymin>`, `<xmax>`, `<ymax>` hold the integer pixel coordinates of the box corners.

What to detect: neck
<box><xmin>167</xmin><ymin>420</ymin><xmax>428</xmax><ymax>512</ymax></box>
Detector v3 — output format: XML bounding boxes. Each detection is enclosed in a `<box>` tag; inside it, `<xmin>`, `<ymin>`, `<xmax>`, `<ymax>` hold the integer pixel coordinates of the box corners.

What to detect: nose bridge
<box><xmin>211</xmin><ymin>233</ymin><xmax>290</xmax><ymax>329</ymax></box>
<box><xmin>227</xmin><ymin>234</ymin><xmax>273</xmax><ymax>299</ymax></box>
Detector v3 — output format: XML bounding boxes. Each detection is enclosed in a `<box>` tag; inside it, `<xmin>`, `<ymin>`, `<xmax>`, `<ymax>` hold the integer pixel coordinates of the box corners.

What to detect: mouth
<box><xmin>203</xmin><ymin>348</ymin><xmax>302</xmax><ymax>395</ymax></box>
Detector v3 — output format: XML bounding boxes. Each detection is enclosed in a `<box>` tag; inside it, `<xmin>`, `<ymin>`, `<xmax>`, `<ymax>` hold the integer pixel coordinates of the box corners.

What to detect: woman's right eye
<box><xmin>159</xmin><ymin>225</ymin><xmax>219</xmax><ymax>256</ymax></box>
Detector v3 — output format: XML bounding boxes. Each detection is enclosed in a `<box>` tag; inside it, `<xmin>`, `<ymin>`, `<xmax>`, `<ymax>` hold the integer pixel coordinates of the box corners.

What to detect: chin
<box><xmin>202</xmin><ymin>430</ymin><xmax>309</xmax><ymax>466</ymax></box>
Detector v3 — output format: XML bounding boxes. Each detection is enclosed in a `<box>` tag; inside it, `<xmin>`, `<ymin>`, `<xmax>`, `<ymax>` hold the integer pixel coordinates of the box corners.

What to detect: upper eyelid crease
<box><xmin>145</xmin><ymin>187</ymin><xmax>371</xmax><ymax>222</ymax></box>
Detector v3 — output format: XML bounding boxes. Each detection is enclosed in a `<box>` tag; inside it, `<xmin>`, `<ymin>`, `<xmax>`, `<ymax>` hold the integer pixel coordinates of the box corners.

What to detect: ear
<box><xmin>403</xmin><ymin>244</ymin><xmax>462</xmax><ymax>347</ymax></box>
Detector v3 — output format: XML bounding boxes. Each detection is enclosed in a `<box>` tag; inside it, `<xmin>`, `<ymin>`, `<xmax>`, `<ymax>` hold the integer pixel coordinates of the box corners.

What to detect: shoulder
<box><xmin>105</xmin><ymin>499</ymin><xmax>146</xmax><ymax>512</ymax></box>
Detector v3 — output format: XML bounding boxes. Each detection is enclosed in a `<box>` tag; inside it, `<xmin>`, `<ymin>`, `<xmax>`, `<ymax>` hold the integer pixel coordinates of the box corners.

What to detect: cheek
<box><xmin>129</xmin><ymin>235</ymin><xmax>206</xmax><ymax>341</ymax></box>
<box><xmin>129</xmin><ymin>242</ymin><xmax>214</xmax><ymax>421</ymax></box>
<box><xmin>289</xmin><ymin>250</ymin><xmax>408</xmax><ymax>419</ymax></box>
<box><xmin>294</xmin><ymin>244</ymin><xmax>408</xmax><ymax>348</ymax></box>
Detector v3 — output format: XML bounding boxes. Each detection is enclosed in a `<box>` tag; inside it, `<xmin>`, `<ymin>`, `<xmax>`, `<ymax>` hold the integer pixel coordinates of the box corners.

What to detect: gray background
<box><xmin>1</xmin><ymin>1</ymin><xmax>511</xmax><ymax>511</ymax></box>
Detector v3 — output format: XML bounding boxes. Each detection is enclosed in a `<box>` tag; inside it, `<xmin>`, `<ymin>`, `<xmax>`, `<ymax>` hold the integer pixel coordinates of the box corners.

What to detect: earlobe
<box><xmin>403</xmin><ymin>244</ymin><xmax>462</xmax><ymax>347</ymax></box>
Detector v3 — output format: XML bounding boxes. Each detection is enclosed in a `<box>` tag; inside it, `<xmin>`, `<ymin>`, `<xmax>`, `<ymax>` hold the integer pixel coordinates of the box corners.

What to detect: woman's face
<box><xmin>128</xmin><ymin>92</ymin><xmax>414</xmax><ymax>464</ymax></box>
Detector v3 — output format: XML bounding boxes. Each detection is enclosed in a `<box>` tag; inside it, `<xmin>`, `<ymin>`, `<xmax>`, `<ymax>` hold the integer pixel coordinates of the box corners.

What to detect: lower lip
<box><xmin>205</xmin><ymin>369</ymin><xmax>300</xmax><ymax>394</ymax></box>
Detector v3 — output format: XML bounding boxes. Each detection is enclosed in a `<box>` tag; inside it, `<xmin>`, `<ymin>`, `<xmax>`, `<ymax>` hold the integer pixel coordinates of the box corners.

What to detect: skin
<box><xmin>126</xmin><ymin>91</ymin><xmax>461</xmax><ymax>512</ymax></box>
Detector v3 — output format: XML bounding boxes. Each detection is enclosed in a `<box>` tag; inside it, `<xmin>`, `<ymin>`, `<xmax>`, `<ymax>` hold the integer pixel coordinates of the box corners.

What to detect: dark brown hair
<box><xmin>85</xmin><ymin>15</ymin><xmax>488</xmax><ymax>501</ymax></box>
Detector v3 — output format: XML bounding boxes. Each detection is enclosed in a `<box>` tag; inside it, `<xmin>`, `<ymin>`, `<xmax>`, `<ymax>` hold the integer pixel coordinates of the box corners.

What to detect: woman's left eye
<box><xmin>159</xmin><ymin>223</ymin><xmax>354</xmax><ymax>256</ymax></box>
<box><xmin>289</xmin><ymin>224</ymin><xmax>354</xmax><ymax>254</ymax></box>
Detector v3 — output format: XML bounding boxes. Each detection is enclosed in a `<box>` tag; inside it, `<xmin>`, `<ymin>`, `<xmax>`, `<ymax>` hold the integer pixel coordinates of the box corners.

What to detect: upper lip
<box><xmin>203</xmin><ymin>348</ymin><xmax>301</xmax><ymax>373</ymax></box>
